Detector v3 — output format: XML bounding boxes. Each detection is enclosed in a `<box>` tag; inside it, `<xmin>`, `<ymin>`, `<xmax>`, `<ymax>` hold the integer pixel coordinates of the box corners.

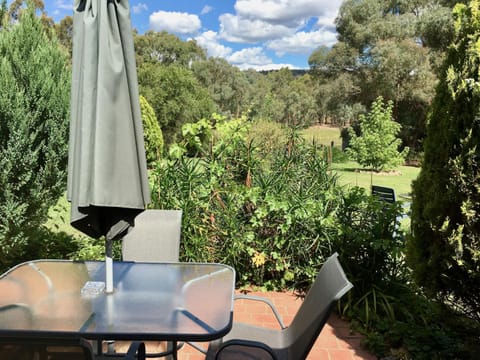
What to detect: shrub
<box><xmin>246</xmin><ymin>119</ymin><xmax>288</xmax><ymax>166</ymax></box>
<box><xmin>151</xmin><ymin>116</ymin><xmax>341</xmax><ymax>289</ymax></box>
<box><xmin>0</xmin><ymin>4</ymin><xmax>70</xmax><ymax>270</ymax></box>
<box><xmin>408</xmin><ymin>0</ymin><xmax>480</xmax><ymax>322</ymax></box>
<box><xmin>140</xmin><ymin>95</ymin><xmax>163</xmax><ymax>167</ymax></box>
<box><xmin>347</xmin><ymin>97</ymin><xmax>408</xmax><ymax>171</ymax></box>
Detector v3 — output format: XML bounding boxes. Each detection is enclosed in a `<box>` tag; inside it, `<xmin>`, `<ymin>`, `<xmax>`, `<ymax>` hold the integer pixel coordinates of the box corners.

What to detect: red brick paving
<box><xmin>177</xmin><ymin>289</ymin><xmax>377</xmax><ymax>360</ymax></box>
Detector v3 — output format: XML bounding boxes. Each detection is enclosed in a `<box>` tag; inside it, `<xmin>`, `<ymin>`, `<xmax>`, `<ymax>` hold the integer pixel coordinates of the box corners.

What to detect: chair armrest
<box><xmin>214</xmin><ymin>339</ymin><xmax>277</xmax><ymax>360</ymax></box>
<box><xmin>234</xmin><ymin>294</ymin><xmax>286</xmax><ymax>329</ymax></box>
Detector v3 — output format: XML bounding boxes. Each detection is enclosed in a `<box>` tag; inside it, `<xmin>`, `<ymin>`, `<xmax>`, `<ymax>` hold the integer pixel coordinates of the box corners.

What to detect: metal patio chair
<box><xmin>122</xmin><ymin>209</ymin><xmax>183</xmax><ymax>263</ymax></box>
<box><xmin>371</xmin><ymin>185</ymin><xmax>396</xmax><ymax>203</ymax></box>
<box><xmin>103</xmin><ymin>209</ymin><xmax>183</xmax><ymax>359</ymax></box>
<box><xmin>205</xmin><ymin>253</ymin><xmax>353</xmax><ymax>360</ymax></box>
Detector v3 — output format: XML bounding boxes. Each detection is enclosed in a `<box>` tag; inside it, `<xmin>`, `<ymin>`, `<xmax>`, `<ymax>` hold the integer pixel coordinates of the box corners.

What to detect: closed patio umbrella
<box><xmin>67</xmin><ymin>0</ymin><xmax>150</xmax><ymax>293</ymax></box>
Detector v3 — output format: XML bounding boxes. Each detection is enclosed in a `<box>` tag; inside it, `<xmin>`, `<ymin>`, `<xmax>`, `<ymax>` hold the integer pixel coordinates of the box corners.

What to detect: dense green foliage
<box><xmin>0</xmin><ymin>1</ymin><xmax>6</xmax><ymax>26</ymax></box>
<box><xmin>192</xmin><ymin>57</ymin><xmax>251</xmax><ymax>117</ymax></box>
<box><xmin>347</xmin><ymin>97</ymin><xmax>408</xmax><ymax>171</ymax></box>
<box><xmin>150</xmin><ymin>116</ymin><xmax>384</xmax><ymax>290</ymax></box>
<box><xmin>138</xmin><ymin>62</ymin><xmax>214</xmax><ymax>144</ymax></box>
<box><xmin>140</xmin><ymin>95</ymin><xmax>163</xmax><ymax>167</ymax></box>
<box><xmin>409</xmin><ymin>1</ymin><xmax>480</xmax><ymax>322</ymax></box>
<box><xmin>134</xmin><ymin>30</ymin><xmax>206</xmax><ymax>67</ymax></box>
<box><xmin>0</xmin><ymin>3</ymin><xmax>70</xmax><ymax>269</ymax></box>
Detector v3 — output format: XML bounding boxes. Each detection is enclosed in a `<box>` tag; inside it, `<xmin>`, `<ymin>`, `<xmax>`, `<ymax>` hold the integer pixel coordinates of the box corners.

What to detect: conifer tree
<box><xmin>408</xmin><ymin>0</ymin><xmax>480</xmax><ymax>320</ymax></box>
<box><xmin>0</xmin><ymin>2</ymin><xmax>70</xmax><ymax>268</ymax></box>
<box><xmin>140</xmin><ymin>95</ymin><xmax>163</xmax><ymax>167</ymax></box>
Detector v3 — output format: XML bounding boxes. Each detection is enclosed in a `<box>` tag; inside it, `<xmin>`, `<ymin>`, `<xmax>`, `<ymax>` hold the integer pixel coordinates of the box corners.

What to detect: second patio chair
<box><xmin>104</xmin><ymin>209</ymin><xmax>183</xmax><ymax>359</ymax></box>
<box><xmin>205</xmin><ymin>252</ymin><xmax>353</xmax><ymax>360</ymax></box>
<box><xmin>122</xmin><ymin>209</ymin><xmax>183</xmax><ymax>263</ymax></box>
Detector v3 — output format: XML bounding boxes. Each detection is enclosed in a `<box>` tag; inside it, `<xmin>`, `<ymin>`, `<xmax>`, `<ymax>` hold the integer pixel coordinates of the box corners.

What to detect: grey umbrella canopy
<box><xmin>67</xmin><ymin>0</ymin><xmax>150</xmax><ymax>266</ymax></box>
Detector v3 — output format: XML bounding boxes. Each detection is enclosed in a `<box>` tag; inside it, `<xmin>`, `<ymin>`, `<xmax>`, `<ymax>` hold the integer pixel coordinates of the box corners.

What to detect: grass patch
<box><xmin>331</xmin><ymin>161</ymin><xmax>419</xmax><ymax>200</ymax></box>
<box><xmin>301</xmin><ymin>125</ymin><xmax>342</xmax><ymax>147</ymax></box>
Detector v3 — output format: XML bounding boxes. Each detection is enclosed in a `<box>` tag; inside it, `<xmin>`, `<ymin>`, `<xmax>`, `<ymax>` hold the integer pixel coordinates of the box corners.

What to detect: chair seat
<box><xmin>221</xmin><ymin>323</ymin><xmax>285</xmax><ymax>352</ymax></box>
<box><xmin>213</xmin><ymin>340</ymin><xmax>277</xmax><ymax>360</ymax></box>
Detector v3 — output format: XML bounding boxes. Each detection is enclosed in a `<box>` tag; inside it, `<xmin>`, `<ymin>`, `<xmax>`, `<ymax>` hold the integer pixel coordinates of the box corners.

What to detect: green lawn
<box><xmin>331</xmin><ymin>161</ymin><xmax>419</xmax><ymax>201</ymax></box>
<box><xmin>301</xmin><ymin>125</ymin><xmax>343</xmax><ymax>147</ymax></box>
<box><xmin>301</xmin><ymin>126</ymin><xmax>420</xmax><ymax>199</ymax></box>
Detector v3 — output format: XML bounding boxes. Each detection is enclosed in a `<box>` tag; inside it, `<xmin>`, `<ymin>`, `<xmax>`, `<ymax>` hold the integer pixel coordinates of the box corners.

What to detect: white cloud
<box><xmin>227</xmin><ymin>47</ymin><xmax>272</xmax><ymax>66</ymax></box>
<box><xmin>195</xmin><ymin>31</ymin><xmax>233</xmax><ymax>58</ymax></box>
<box><xmin>54</xmin><ymin>0</ymin><xmax>72</xmax><ymax>10</ymax></box>
<box><xmin>267</xmin><ymin>29</ymin><xmax>337</xmax><ymax>56</ymax></box>
<box><xmin>315</xmin><ymin>9</ymin><xmax>340</xmax><ymax>32</ymax></box>
<box><xmin>149</xmin><ymin>11</ymin><xmax>201</xmax><ymax>35</ymax></box>
<box><xmin>132</xmin><ymin>3</ymin><xmax>148</xmax><ymax>14</ymax></box>
<box><xmin>143</xmin><ymin>0</ymin><xmax>343</xmax><ymax>70</ymax></box>
<box><xmin>234</xmin><ymin>0</ymin><xmax>342</xmax><ymax>27</ymax></box>
<box><xmin>201</xmin><ymin>5</ymin><xmax>214</xmax><ymax>15</ymax></box>
<box><xmin>219</xmin><ymin>13</ymin><xmax>293</xmax><ymax>43</ymax></box>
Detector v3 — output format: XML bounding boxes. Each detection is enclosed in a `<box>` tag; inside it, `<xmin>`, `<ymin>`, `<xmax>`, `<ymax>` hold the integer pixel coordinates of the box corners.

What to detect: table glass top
<box><xmin>0</xmin><ymin>260</ymin><xmax>234</xmax><ymax>341</ymax></box>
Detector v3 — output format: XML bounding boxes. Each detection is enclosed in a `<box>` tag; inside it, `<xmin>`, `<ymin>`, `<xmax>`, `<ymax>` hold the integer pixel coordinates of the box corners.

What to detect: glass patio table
<box><xmin>0</xmin><ymin>260</ymin><xmax>235</xmax><ymax>355</ymax></box>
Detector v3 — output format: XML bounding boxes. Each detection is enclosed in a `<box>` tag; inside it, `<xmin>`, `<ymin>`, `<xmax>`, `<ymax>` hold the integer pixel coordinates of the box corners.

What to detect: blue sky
<box><xmin>44</xmin><ymin>0</ymin><xmax>343</xmax><ymax>70</ymax></box>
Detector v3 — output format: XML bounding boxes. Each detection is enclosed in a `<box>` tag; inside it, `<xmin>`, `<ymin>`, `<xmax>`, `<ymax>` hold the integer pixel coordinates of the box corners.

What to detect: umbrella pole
<box><xmin>105</xmin><ymin>239</ymin><xmax>114</xmax><ymax>294</ymax></box>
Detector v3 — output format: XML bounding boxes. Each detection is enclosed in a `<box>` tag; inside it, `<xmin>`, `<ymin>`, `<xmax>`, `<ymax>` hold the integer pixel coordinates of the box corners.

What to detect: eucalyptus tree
<box><xmin>138</xmin><ymin>62</ymin><xmax>214</xmax><ymax>145</ymax></box>
<box><xmin>309</xmin><ymin>43</ymin><xmax>361</xmax><ymax>125</ymax></box>
<box><xmin>261</xmin><ymin>69</ymin><xmax>317</xmax><ymax>127</ymax></box>
<box><xmin>192</xmin><ymin>57</ymin><xmax>251</xmax><ymax>117</ymax></box>
<box><xmin>134</xmin><ymin>30</ymin><xmax>206</xmax><ymax>67</ymax></box>
<box><xmin>309</xmin><ymin>0</ymin><xmax>456</xmax><ymax>156</ymax></box>
<box><xmin>54</xmin><ymin>15</ymin><xmax>73</xmax><ymax>57</ymax></box>
<box><xmin>7</xmin><ymin>0</ymin><xmax>53</xmax><ymax>29</ymax></box>
<box><xmin>247</xmin><ymin>73</ymin><xmax>284</xmax><ymax>123</ymax></box>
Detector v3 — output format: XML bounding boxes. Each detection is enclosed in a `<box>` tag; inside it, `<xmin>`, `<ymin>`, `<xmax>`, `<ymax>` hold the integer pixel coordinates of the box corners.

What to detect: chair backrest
<box><xmin>284</xmin><ymin>253</ymin><xmax>353</xmax><ymax>359</ymax></box>
<box><xmin>371</xmin><ymin>185</ymin><xmax>396</xmax><ymax>203</ymax></box>
<box><xmin>122</xmin><ymin>209</ymin><xmax>182</xmax><ymax>262</ymax></box>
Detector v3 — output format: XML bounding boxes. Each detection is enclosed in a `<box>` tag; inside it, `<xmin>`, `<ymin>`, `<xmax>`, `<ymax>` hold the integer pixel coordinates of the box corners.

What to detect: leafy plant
<box><xmin>150</xmin><ymin>116</ymin><xmax>341</xmax><ymax>289</ymax></box>
<box><xmin>347</xmin><ymin>96</ymin><xmax>408</xmax><ymax>171</ymax></box>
